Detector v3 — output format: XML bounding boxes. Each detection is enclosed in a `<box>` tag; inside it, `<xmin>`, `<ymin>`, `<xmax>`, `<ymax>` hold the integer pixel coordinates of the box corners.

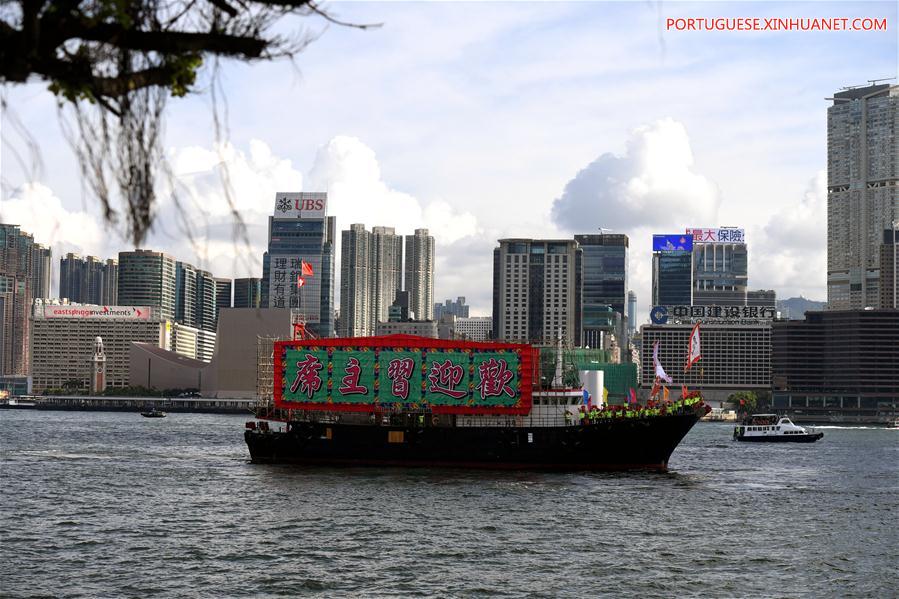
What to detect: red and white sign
<box><xmin>273</xmin><ymin>192</ymin><xmax>327</xmax><ymax>220</ymax></box>
<box><xmin>40</xmin><ymin>305</ymin><xmax>153</xmax><ymax>320</ymax></box>
<box><xmin>685</xmin><ymin>322</ymin><xmax>702</xmax><ymax>371</ymax></box>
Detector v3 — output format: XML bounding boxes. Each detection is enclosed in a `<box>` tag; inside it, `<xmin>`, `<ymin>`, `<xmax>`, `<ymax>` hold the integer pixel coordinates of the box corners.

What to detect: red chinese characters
<box><xmin>427</xmin><ymin>360</ymin><xmax>467</xmax><ymax>399</ymax></box>
<box><xmin>476</xmin><ymin>358</ymin><xmax>515</xmax><ymax>399</ymax></box>
<box><xmin>289</xmin><ymin>353</ymin><xmax>323</xmax><ymax>398</ymax></box>
<box><xmin>338</xmin><ymin>357</ymin><xmax>368</xmax><ymax>395</ymax></box>
<box><xmin>386</xmin><ymin>358</ymin><xmax>415</xmax><ymax>400</ymax></box>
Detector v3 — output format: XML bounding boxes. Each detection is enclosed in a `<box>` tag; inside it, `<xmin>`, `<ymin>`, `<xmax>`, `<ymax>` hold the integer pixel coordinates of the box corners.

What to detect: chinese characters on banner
<box><xmin>278</xmin><ymin>346</ymin><xmax>524</xmax><ymax>411</ymax></box>
<box><xmin>268</xmin><ymin>255</ymin><xmax>321</xmax><ymax>322</ymax></box>
<box><xmin>685</xmin><ymin>228</ymin><xmax>746</xmax><ymax>244</ymax></box>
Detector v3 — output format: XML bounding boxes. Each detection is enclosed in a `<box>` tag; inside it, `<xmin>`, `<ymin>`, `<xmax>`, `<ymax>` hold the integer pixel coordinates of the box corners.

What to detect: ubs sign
<box><xmin>651</xmin><ymin>305</ymin><xmax>776</xmax><ymax>325</ymax></box>
<box><xmin>273</xmin><ymin>192</ymin><xmax>327</xmax><ymax>220</ymax></box>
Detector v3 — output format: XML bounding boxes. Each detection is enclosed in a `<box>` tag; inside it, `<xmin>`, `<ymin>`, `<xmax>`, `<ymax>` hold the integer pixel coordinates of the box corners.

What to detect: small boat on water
<box><xmin>734</xmin><ymin>414</ymin><xmax>823</xmax><ymax>443</ymax></box>
<box><xmin>140</xmin><ymin>409</ymin><xmax>167</xmax><ymax>418</ymax></box>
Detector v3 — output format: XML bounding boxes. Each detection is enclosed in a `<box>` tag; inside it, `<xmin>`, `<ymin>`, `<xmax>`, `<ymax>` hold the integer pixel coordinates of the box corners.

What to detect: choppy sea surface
<box><xmin>1</xmin><ymin>410</ymin><xmax>896</xmax><ymax>598</ymax></box>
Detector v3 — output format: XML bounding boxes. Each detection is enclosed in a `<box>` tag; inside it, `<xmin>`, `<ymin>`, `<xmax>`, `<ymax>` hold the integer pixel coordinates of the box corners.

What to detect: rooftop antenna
<box><xmin>598</xmin><ymin>227</ymin><xmax>612</xmax><ymax>234</ymax></box>
<box><xmin>868</xmin><ymin>77</ymin><xmax>896</xmax><ymax>85</ymax></box>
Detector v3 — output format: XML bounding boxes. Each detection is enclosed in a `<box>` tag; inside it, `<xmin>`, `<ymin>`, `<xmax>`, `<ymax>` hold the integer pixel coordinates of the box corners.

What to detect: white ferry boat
<box><xmin>733</xmin><ymin>414</ymin><xmax>823</xmax><ymax>443</ymax></box>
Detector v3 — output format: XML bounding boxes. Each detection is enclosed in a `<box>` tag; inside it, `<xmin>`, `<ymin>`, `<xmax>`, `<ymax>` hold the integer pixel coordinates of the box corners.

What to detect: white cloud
<box><xmin>750</xmin><ymin>171</ymin><xmax>827</xmax><ymax>300</ymax></box>
<box><xmin>551</xmin><ymin>118</ymin><xmax>721</xmax><ymax>232</ymax></box>
<box><xmin>550</xmin><ymin>119</ymin><xmax>723</xmax><ymax>324</ymax></box>
<box><xmin>0</xmin><ymin>181</ymin><xmax>110</xmax><ymax>258</ymax></box>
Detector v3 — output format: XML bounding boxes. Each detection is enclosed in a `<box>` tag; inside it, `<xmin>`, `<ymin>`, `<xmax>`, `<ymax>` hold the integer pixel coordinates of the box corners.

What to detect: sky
<box><xmin>1</xmin><ymin>1</ymin><xmax>897</xmax><ymax>323</ymax></box>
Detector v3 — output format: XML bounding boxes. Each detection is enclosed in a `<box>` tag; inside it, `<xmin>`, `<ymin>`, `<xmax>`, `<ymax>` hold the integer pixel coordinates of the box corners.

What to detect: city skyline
<box><xmin>2</xmin><ymin>2</ymin><xmax>896</xmax><ymax>322</ymax></box>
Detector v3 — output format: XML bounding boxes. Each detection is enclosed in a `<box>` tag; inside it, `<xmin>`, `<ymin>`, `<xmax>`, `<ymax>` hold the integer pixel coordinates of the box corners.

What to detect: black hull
<box><xmin>245</xmin><ymin>411</ymin><xmax>704</xmax><ymax>472</ymax></box>
<box><xmin>736</xmin><ymin>433</ymin><xmax>823</xmax><ymax>443</ymax></box>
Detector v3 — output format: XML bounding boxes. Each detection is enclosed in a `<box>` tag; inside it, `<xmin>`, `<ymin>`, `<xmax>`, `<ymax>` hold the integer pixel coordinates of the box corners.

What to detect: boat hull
<box><xmin>736</xmin><ymin>432</ymin><xmax>823</xmax><ymax>443</ymax></box>
<box><xmin>245</xmin><ymin>411</ymin><xmax>704</xmax><ymax>472</ymax></box>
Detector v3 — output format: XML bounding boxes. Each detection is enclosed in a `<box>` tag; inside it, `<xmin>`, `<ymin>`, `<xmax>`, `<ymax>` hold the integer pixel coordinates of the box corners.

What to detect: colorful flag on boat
<box><xmin>296</xmin><ymin>276</ymin><xmax>306</xmax><ymax>288</ymax></box>
<box><xmin>663</xmin><ymin>386</ymin><xmax>670</xmax><ymax>402</ymax></box>
<box><xmin>628</xmin><ymin>388</ymin><xmax>638</xmax><ymax>405</ymax></box>
<box><xmin>652</xmin><ymin>340</ymin><xmax>673</xmax><ymax>384</ymax></box>
<box><xmin>685</xmin><ymin>322</ymin><xmax>702</xmax><ymax>371</ymax></box>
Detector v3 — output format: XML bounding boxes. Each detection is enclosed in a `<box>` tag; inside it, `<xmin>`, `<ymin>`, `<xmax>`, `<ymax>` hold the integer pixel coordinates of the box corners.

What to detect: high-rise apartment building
<box><xmin>233</xmin><ymin>278</ymin><xmax>261</xmax><ymax>308</ymax></box>
<box><xmin>102</xmin><ymin>259</ymin><xmax>118</xmax><ymax>305</ymax></box>
<box><xmin>371</xmin><ymin>226</ymin><xmax>403</xmax><ymax>324</ymax></box>
<box><xmin>60</xmin><ymin>253</ymin><xmax>119</xmax><ymax>304</ymax></box>
<box><xmin>31</xmin><ymin>244</ymin><xmax>52</xmax><ymax>299</ymax></box>
<box><xmin>827</xmin><ymin>83</ymin><xmax>899</xmax><ymax>309</ymax></box>
<box><xmin>261</xmin><ymin>192</ymin><xmax>336</xmax><ymax>337</ymax></box>
<box><xmin>0</xmin><ymin>224</ymin><xmax>37</xmax><ymax>376</ymax></box>
<box><xmin>339</xmin><ymin>224</ymin><xmax>404</xmax><ymax>337</ymax></box>
<box><xmin>492</xmin><ymin>238</ymin><xmax>581</xmax><ymax>346</ymax></box>
<box><xmin>434</xmin><ymin>297</ymin><xmax>470</xmax><ymax>319</ymax></box>
<box><xmin>404</xmin><ymin>228</ymin><xmax>435</xmax><ymax>321</ymax></box>
<box><xmin>118</xmin><ymin>250</ymin><xmax>178</xmax><ymax>320</ymax></box>
<box><xmin>340</xmin><ymin>224</ymin><xmax>371</xmax><ymax>337</ymax></box>
<box><xmin>195</xmin><ymin>270</ymin><xmax>217</xmax><ymax>333</ymax></box>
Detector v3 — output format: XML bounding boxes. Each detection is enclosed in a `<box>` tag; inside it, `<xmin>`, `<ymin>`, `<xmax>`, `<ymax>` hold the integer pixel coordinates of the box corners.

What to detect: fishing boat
<box><xmin>733</xmin><ymin>414</ymin><xmax>823</xmax><ymax>443</ymax></box>
<box><xmin>244</xmin><ymin>334</ymin><xmax>710</xmax><ymax>471</ymax></box>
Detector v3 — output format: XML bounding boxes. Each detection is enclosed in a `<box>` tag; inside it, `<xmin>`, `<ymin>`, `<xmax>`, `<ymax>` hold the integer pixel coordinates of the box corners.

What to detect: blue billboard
<box><xmin>652</xmin><ymin>234</ymin><xmax>693</xmax><ymax>252</ymax></box>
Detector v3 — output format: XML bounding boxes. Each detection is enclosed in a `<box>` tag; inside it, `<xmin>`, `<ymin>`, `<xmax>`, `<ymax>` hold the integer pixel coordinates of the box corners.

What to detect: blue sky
<box><xmin>2</xmin><ymin>1</ymin><xmax>896</xmax><ymax>320</ymax></box>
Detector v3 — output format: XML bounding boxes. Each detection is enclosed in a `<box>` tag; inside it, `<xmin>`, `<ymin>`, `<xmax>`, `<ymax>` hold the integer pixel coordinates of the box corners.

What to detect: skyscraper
<box><xmin>339</xmin><ymin>224</ymin><xmax>404</xmax><ymax>337</ymax></box>
<box><xmin>214</xmin><ymin>277</ymin><xmax>232</xmax><ymax>324</ymax></box>
<box><xmin>652</xmin><ymin>252</ymin><xmax>693</xmax><ymax>305</ymax></box>
<box><xmin>31</xmin><ymin>244</ymin><xmax>52</xmax><ymax>299</ymax></box>
<box><xmin>340</xmin><ymin>224</ymin><xmax>372</xmax><ymax>337</ymax></box>
<box><xmin>627</xmin><ymin>290</ymin><xmax>637</xmax><ymax>336</ymax></box>
<box><xmin>691</xmin><ymin>231</ymin><xmax>748</xmax><ymax>306</ymax></box>
<box><xmin>59</xmin><ymin>253</ymin><xmax>118</xmax><ymax>304</ymax></box>
<box><xmin>0</xmin><ymin>224</ymin><xmax>36</xmax><ymax>376</ymax></box>
<box><xmin>492</xmin><ymin>238</ymin><xmax>581</xmax><ymax>346</ymax></box>
<box><xmin>371</xmin><ymin>226</ymin><xmax>403</xmax><ymax>324</ymax></box>
<box><xmin>881</xmin><ymin>227</ymin><xmax>898</xmax><ymax>309</ymax></box>
<box><xmin>827</xmin><ymin>83</ymin><xmax>899</xmax><ymax>309</ymax></box>
<box><xmin>117</xmin><ymin>250</ymin><xmax>177</xmax><ymax>319</ymax></box>
<box><xmin>101</xmin><ymin>259</ymin><xmax>118</xmax><ymax>305</ymax></box>
<box><xmin>434</xmin><ymin>297</ymin><xmax>470</xmax><ymax>319</ymax></box>
<box><xmin>174</xmin><ymin>261</ymin><xmax>198</xmax><ymax>327</ymax></box>
<box><xmin>575</xmin><ymin>234</ymin><xmax>628</xmax><ymax>347</ymax></box>
<box><xmin>404</xmin><ymin>228</ymin><xmax>435</xmax><ymax>321</ymax></box>
<box><xmin>262</xmin><ymin>192</ymin><xmax>336</xmax><ymax>337</ymax></box>
<box><xmin>233</xmin><ymin>278</ymin><xmax>261</xmax><ymax>308</ymax></box>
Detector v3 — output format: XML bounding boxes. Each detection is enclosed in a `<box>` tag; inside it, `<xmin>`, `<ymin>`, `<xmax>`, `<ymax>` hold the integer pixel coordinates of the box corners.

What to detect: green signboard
<box><xmin>275</xmin><ymin>340</ymin><xmax>532</xmax><ymax>414</ymax></box>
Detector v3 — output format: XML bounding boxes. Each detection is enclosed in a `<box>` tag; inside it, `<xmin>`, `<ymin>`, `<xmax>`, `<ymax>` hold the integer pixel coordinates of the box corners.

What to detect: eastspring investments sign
<box><xmin>650</xmin><ymin>305</ymin><xmax>775</xmax><ymax>325</ymax></box>
<box><xmin>39</xmin><ymin>305</ymin><xmax>154</xmax><ymax>320</ymax></box>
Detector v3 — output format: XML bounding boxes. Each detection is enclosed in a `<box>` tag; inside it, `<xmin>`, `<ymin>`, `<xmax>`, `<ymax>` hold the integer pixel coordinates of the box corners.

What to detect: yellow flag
<box><xmin>663</xmin><ymin>386</ymin><xmax>670</xmax><ymax>401</ymax></box>
<box><xmin>603</xmin><ymin>387</ymin><xmax>609</xmax><ymax>403</ymax></box>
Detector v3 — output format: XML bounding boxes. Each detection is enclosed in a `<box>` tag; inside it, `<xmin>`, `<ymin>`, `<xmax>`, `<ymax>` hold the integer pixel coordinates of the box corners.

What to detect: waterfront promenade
<box><xmin>1</xmin><ymin>395</ymin><xmax>255</xmax><ymax>414</ymax></box>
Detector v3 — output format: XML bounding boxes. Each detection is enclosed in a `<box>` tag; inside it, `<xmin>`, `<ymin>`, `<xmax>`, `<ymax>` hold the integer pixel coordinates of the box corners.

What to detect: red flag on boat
<box><xmin>301</xmin><ymin>260</ymin><xmax>314</xmax><ymax>276</ymax></box>
<box><xmin>628</xmin><ymin>388</ymin><xmax>638</xmax><ymax>405</ymax></box>
<box><xmin>685</xmin><ymin>322</ymin><xmax>702</xmax><ymax>371</ymax></box>
<box><xmin>681</xmin><ymin>384</ymin><xmax>688</xmax><ymax>398</ymax></box>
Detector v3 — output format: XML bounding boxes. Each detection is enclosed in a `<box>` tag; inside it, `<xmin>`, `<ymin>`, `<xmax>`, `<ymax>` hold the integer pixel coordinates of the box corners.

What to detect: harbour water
<box><xmin>1</xmin><ymin>410</ymin><xmax>896</xmax><ymax>597</ymax></box>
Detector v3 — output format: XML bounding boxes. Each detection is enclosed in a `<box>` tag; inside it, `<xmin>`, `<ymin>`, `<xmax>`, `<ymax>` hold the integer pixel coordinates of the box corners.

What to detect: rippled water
<box><xmin>1</xmin><ymin>410</ymin><xmax>896</xmax><ymax>597</ymax></box>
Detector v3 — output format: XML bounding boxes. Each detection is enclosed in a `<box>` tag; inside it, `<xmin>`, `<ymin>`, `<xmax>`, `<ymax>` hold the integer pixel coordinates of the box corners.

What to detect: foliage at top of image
<box><xmin>0</xmin><ymin>0</ymin><xmax>375</xmax><ymax>245</ymax></box>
